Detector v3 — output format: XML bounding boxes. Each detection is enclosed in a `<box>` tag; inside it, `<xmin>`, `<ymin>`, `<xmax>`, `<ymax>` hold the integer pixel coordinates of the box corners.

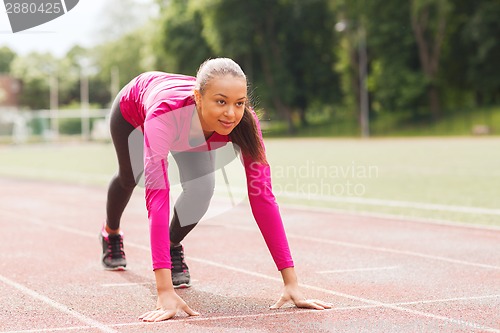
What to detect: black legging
<box><xmin>106</xmin><ymin>91</ymin><xmax>215</xmax><ymax>244</ymax></box>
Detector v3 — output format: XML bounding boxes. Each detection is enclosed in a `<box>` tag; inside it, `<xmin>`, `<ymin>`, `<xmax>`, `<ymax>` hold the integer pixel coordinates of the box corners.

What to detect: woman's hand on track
<box><xmin>270</xmin><ymin>284</ymin><xmax>332</xmax><ymax>310</ymax></box>
<box><xmin>139</xmin><ymin>290</ymin><xmax>199</xmax><ymax>322</ymax></box>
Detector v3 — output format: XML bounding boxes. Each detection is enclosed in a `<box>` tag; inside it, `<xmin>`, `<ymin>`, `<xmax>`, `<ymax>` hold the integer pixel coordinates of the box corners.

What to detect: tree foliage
<box><xmin>186</xmin><ymin>0</ymin><xmax>339</xmax><ymax>132</ymax></box>
<box><xmin>4</xmin><ymin>0</ymin><xmax>499</xmax><ymax>134</ymax></box>
<box><xmin>0</xmin><ymin>47</ymin><xmax>16</xmax><ymax>73</ymax></box>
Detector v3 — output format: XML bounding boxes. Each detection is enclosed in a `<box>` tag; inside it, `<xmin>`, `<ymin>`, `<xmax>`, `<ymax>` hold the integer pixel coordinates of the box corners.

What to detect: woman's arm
<box><xmin>242</xmin><ymin>113</ymin><xmax>332</xmax><ymax>310</ymax></box>
<box><xmin>241</xmin><ymin>112</ymin><xmax>294</xmax><ymax>270</ymax></box>
<box><xmin>141</xmin><ymin>109</ymin><xmax>199</xmax><ymax>321</ymax></box>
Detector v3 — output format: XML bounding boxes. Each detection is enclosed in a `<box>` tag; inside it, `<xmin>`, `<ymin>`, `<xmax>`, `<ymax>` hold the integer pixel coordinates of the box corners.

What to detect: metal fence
<box><xmin>0</xmin><ymin>108</ymin><xmax>111</xmax><ymax>144</ymax></box>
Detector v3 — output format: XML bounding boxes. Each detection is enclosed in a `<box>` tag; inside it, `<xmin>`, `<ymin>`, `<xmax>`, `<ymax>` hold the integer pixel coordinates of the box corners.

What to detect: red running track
<box><xmin>0</xmin><ymin>177</ymin><xmax>499</xmax><ymax>332</ymax></box>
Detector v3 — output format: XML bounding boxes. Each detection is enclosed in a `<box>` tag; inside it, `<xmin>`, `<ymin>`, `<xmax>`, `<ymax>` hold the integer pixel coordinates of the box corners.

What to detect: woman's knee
<box><xmin>181</xmin><ymin>174</ymin><xmax>215</xmax><ymax>199</ymax></box>
<box><xmin>113</xmin><ymin>172</ymin><xmax>137</xmax><ymax>190</ymax></box>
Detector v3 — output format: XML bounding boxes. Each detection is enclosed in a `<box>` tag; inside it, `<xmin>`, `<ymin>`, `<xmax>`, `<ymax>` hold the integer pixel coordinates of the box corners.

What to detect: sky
<box><xmin>0</xmin><ymin>0</ymin><xmax>155</xmax><ymax>57</ymax></box>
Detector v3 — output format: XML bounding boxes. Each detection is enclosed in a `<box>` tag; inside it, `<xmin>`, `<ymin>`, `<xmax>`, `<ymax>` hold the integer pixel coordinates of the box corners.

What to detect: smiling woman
<box><xmin>100</xmin><ymin>57</ymin><xmax>332</xmax><ymax>322</ymax></box>
<box><xmin>193</xmin><ymin>58</ymin><xmax>267</xmax><ymax>164</ymax></box>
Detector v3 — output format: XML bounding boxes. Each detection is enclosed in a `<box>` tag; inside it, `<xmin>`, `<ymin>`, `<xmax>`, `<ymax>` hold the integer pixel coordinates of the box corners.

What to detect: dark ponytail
<box><xmin>229</xmin><ymin>105</ymin><xmax>267</xmax><ymax>165</ymax></box>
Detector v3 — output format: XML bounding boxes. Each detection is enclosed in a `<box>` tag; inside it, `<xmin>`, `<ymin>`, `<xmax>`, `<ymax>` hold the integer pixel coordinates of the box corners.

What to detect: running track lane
<box><xmin>0</xmin><ymin>178</ymin><xmax>499</xmax><ymax>332</ymax></box>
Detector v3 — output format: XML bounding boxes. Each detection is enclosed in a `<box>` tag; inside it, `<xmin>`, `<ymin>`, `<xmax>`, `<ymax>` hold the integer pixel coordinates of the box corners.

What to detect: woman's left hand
<box><xmin>270</xmin><ymin>284</ymin><xmax>332</xmax><ymax>310</ymax></box>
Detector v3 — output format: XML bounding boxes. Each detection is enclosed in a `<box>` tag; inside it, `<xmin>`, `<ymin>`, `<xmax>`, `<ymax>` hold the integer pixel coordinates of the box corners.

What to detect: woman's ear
<box><xmin>194</xmin><ymin>90</ymin><xmax>202</xmax><ymax>106</ymax></box>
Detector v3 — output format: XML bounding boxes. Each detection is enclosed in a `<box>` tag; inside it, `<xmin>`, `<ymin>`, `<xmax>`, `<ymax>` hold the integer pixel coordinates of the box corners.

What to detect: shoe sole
<box><xmin>173</xmin><ymin>283</ymin><xmax>191</xmax><ymax>289</ymax></box>
<box><xmin>103</xmin><ymin>265</ymin><xmax>127</xmax><ymax>271</ymax></box>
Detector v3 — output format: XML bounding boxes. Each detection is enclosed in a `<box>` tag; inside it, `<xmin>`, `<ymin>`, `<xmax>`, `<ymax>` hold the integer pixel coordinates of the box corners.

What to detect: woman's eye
<box><xmin>236</xmin><ymin>102</ymin><xmax>245</xmax><ymax>107</ymax></box>
<box><xmin>217</xmin><ymin>100</ymin><xmax>226</xmax><ymax>105</ymax></box>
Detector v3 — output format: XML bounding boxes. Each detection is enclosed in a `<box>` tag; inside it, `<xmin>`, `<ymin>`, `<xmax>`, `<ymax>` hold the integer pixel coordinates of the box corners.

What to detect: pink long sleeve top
<box><xmin>119</xmin><ymin>71</ymin><xmax>294</xmax><ymax>271</ymax></box>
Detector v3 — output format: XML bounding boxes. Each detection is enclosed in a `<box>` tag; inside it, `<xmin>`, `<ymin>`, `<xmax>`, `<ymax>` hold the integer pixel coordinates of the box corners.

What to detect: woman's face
<box><xmin>195</xmin><ymin>75</ymin><xmax>247</xmax><ymax>136</ymax></box>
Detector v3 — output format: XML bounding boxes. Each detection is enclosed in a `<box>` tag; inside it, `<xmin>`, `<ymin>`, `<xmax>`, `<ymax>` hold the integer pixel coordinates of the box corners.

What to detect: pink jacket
<box><xmin>119</xmin><ymin>71</ymin><xmax>294</xmax><ymax>271</ymax></box>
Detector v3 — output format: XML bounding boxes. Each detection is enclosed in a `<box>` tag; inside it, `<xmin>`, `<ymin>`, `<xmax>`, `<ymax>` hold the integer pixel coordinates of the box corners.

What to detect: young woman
<box><xmin>101</xmin><ymin>58</ymin><xmax>331</xmax><ymax>321</ymax></box>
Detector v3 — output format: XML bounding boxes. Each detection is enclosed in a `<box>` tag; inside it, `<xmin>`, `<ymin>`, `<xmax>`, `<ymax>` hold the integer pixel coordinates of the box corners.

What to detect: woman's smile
<box><xmin>218</xmin><ymin>119</ymin><xmax>235</xmax><ymax>128</ymax></box>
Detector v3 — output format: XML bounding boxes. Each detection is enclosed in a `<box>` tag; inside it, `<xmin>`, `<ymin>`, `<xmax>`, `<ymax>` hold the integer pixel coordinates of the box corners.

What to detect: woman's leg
<box><xmin>169</xmin><ymin>150</ymin><xmax>216</xmax><ymax>244</ymax></box>
<box><xmin>101</xmin><ymin>92</ymin><xmax>142</xmax><ymax>269</ymax></box>
<box><xmin>168</xmin><ymin>150</ymin><xmax>216</xmax><ymax>287</ymax></box>
<box><xmin>106</xmin><ymin>95</ymin><xmax>142</xmax><ymax>231</ymax></box>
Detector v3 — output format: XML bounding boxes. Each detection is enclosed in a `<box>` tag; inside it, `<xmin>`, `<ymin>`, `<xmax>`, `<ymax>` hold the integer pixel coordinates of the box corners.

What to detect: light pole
<box><xmin>81</xmin><ymin>67</ymin><xmax>90</xmax><ymax>140</ymax></box>
<box><xmin>78</xmin><ymin>58</ymin><xmax>91</xmax><ymax>141</ymax></box>
<box><xmin>49</xmin><ymin>73</ymin><xmax>59</xmax><ymax>140</ymax></box>
<box><xmin>111</xmin><ymin>66</ymin><xmax>120</xmax><ymax>105</ymax></box>
<box><xmin>335</xmin><ymin>20</ymin><xmax>370</xmax><ymax>138</ymax></box>
<box><xmin>42</xmin><ymin>63</ymin><xmax>59</xmax><ymax>141</ymax></box>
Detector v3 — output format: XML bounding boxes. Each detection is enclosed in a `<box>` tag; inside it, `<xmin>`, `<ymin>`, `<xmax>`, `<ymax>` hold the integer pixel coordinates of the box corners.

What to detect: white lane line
<box><xmin>224</xmin><ymin>224</ymin><xmax>500</xmax><ymax>271</ymax></box>
<box><xmin>0</xmin><ymin>305</ymin><xmax>376</xmax><ymax>333</ymax></box>
<box><xmin>318</xmin><ymin>266</ymin><xmax>399</xmax><ymax>274</ymax></box>
<box><xmin>2</xmin><ymin>210</ymin><xmax>499</xmax><ymax>271</ymax></box>
<box><xmin>0</xmin><ymin>274</ymin><xmax>117</xmax><ymax>333</ymax></box>
<box><xmin>5</xmin><ymin>295</ymin><xmax>500</xmax><ymax>333</ymax></box>
<box><xmin>2</xmin><ymin>212</ymin><xmax>499</xmax><ymax>332</ymax></box>
<box><xmin>296</xmin><ymin>193</ymin><xmax>500</xmax><ymax>216</ymax></box>
<box><xmin>174</xmin><ymin>257</ymin><xmax>500</xmax><ymax>333</ymax></box>
<box><xmin>292</xmin><ymin>234</ymin><xmax>500</xmax><ymax>271</ymax></box>
<box><xmin>109</xmin><ymin>305</ymin><xmax>375</xmax><ymax>327</ymax></box>
<box><xmin>2</xmin><ymin>173</ymin><xmax>500</xmax><ymax>219</ymax></box>
<box><xmin>1</xmin><ymin>326</ymin><xmax>93</xmax><ymax>333</ymax></box>
<box><xmin>281</xmin><ymin>203</ymin><xmax>500</xmax><ymax>231</ymax></box>
<box><xmin>226</xmin><ymin>185</ymin><xmax>500</xmax><ymax>216</ymax></box>
<box><xmin>394</xmin><ymin>294</ymin><xmax>500</xmax><ymax>306</ymax></box>
<box><xmin>100</xmin><ymin>279</ymin><xmax>198</xmax><ymax>288</ymax></box>
<box><xmin>101</xmin><ymin>282</ymin><xmax>152</xmax><ymax>287</ymax></box>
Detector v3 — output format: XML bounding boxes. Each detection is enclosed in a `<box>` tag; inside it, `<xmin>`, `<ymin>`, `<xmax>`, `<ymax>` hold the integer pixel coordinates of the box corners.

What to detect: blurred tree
<box><xmin>62</xmin><ymin>45</ymin><xmax>92</xmax><ymax>106</ymax></box>
<box><xmin>92</xmin><ymin>24</ymin><xmax>160</xmax><ymax>107</ymax></box>
<box><xmin>277</xmin><ymin>0</ymin><xmax>340</xmax><ymax>127</ymax></box>
<box><xmin>410</xmin><ymin>0</ymin><xmax>452</xmax><ymax>119</ymax></box>
<box><xmin>8</xmin><ymin>0</ymin><xmax>500</xmax><ymax>134</ymax></box>
<box><xmin>362</xmin><ymin>0</ymin><xmax>426</xmax><ymax>121</ymax></box>
<box><xmin>188</xmin><ymin>0</ymin><xmax>339</xmax><ymax>133</ymax></box>
<box><xmin>9</xmin><ymin>52</ymin><xmax>58</xmax><ymax>109</ymax></box>
<box><xmin>8</xmin><ymin>47</ymin><xmax>107</xmax><ymax>110</ymax></box>
<box><xmin>438</xmin><ymin>0</ymin><xmax>476</xmax><ymax>110</ymax></box>
<box><xmin>81</xmin><ymin>0</ymin><xmax>161</xmax><ymax>107</ymax></box>
<box><xmin>0</xmin><ymin>47</ymin><xmax>16</xmax><ymax>73</ymax></box>
<box><xmin>463</xmin><ymin>0</ymin><xmax>500</xmax><ymax>105</ymax></box>
<box><xmin>196</xmin><ymin>0</ymin><xmax>297</xmax><ymax>131</ymax></box>
<box><xmin>419</xmin><ymin>0</ymin><xmax>500</xmax><ymax>113</ymax></box>
<box><xmin>156</xmin><ymin>0</ymin><xmax>214</xmax><ymax>75</ymax></box>
<box><xmin>332</xmin><ymin>0</ymin><xmax>377</xmax><ymax>130</ymax></box>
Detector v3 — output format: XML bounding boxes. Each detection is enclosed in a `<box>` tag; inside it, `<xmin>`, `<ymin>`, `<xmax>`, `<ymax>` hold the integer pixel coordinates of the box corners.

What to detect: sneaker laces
<box><xmin>108</xmin><ymin>234</ymin><xmax>125</xmax><ymax>259</ymax></box>
<box><xmin>171</xmin><ymin>246</ymin><xmax>187</xmax><ymax>272</ymax></box>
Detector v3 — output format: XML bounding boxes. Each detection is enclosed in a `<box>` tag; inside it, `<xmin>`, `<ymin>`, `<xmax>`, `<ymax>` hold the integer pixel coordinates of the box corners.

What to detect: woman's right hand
<box><xmin>139</xmin><ymin>268</ymin><xmax>199</xmax><ymax>322</ymax></box>
<box><xmin>139</xmin><ymin>290</ymin><xmax>200</xmax><ymax>322</ymax></box>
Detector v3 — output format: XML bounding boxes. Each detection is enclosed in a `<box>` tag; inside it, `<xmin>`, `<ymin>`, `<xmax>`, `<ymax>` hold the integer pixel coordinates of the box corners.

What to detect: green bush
<box><xmin>58</xmin><ymin>118</ymin><xmax>99</xmax><ymax>135</ymax></box>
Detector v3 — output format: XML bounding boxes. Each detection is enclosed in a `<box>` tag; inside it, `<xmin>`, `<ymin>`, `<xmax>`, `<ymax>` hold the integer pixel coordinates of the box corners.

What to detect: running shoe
<box><xmin>171</xmin><ymin>244</ymin><xmax>191</xmax><ymax>288</ymax></box>
<box><xmin>100</xmin><ymin>228</ymin><xmax>127</xmax><ymax>270</ymax></box>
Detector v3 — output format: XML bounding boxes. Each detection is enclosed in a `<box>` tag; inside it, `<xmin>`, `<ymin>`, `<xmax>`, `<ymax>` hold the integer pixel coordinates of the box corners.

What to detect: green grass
<box><xmin>0</xmin><ymin>137</ymin><xmax>499</xmax><ymax>227</ymax></box>
<box><xmin>264</xmin><ymin>137</ymin><xmax>500</xmax><ymax>226</ymax></box>
<box><xmin>0</xmin><ymin>143</ymin><xmax>117</xmax><ymax>185</ymax></box>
